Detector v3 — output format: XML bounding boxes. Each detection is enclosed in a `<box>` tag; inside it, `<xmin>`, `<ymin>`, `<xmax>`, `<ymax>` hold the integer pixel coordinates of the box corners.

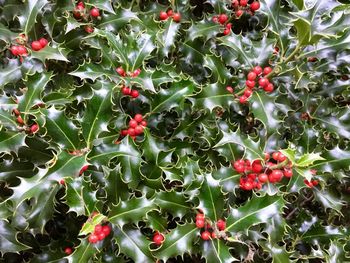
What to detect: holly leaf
<box><xmin>153</xmin><ymin>223</ymin><xmax>198</xmax><ymax>261</ymax></box>
<box><xmin>197</xmin><ymin>173</ymin><xmax>225</xmax><ymax>221</ymax></box>
<box><xmin>202</xmin><ymin>239</ymin><xmax>238</xmax><ymax>263</ymax></box>
<box><xmin>296</xmin><ymin>152</ymin><xmax>325</xmax><ymax>167</ymax></box>
<box><xmin>113</xmin><ymin>225</ymin><xmax>154</xmax><ymax>262</ymax></box>
<box><xmin>0</xmin><ymin>59</ymin><xmax>23</xmax><ymax>89</ymax></box>
<box><xmin>108</xmin><ymin>197</ymin><xmax>158</xmax><ymax>227</ymax></box>
<box><xmin>0</xmin><ymin>220</ymin><xmax>30</xmax><ymax>253</ymax></box>
<box><xmin>151</xmin><ymin>80</ymin><xmax>195</xmax><ymax>113</ymax></box>
<box><xmin>20</xmin><ymin>0</ymin><xmax>49</xmax><ymax>35</ymax></box>
<box><xmin>30</xmin><ymin>45</ymin><xmax>69</xmax><ymax>63</ymax></box>
<box><xmin>157</xmin><ymin>18</ymin><xmax>180</xmax><ymax>57</ymax></box>
<box><xmin>187</xmin><ymin>20</ymin><xmax>221</xmax><ymax>42</ymax></box>
<box><xmin>226</xmin><ymin>195</ymin><xmax>285</xmax><ymax>234</ymax></box>
<box><xmin>153</xmin><ymin>191</ymin><xmax>192</xmax><ymax>218</ymax></box>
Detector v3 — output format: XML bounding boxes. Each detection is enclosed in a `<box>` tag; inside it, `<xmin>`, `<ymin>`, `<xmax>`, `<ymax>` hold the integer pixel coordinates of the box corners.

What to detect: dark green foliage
<box><xmin>0</xmin><ymin>0</ymin><xmax>349</xmax><ymax>262</ymax></box>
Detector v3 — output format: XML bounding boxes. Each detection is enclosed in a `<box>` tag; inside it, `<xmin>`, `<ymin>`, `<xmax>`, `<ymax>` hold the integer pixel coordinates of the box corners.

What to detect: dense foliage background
<box><xmin>1</xmin><ymin>0</ymin><xmax>350</xmax><ymax>262</ymax></box>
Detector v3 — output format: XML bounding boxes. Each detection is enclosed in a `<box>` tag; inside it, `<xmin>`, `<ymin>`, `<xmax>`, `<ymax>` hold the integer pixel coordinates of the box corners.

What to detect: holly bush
<box><xmin>1</xmin><ymin>0</ymin><xmax>350</xmax><ymax>262</ymax></box>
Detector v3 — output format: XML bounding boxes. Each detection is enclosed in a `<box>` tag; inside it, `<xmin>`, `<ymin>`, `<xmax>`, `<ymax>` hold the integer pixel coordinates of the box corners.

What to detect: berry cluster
<box><xmin>232</xmin><ymin>151</ymin><xmax>293</xmax><ymax>191</ymax></box>
<box><xmin>88</xmin><ymin>224</ymin><xmax>112</xmax><ymax>243</ymax></box>
<box><xmin>120</xmin><ymin>114</ymin><xmax>147</xmax><ymax>140</ymax></box>
<box><xmin>73</xmin><ymin>2</ymin><xmax>101</xmax><ymax>33</ymax></box>
<box><xmin>121</xmin><ymin>85</ymin><xmax>139</xmax><ymax>98</ymax></box>
<box><xmin>195</xmin><ymin>213</ymin><xmax>226</xmax><ymax>240</ymax></box>
<box><xmin>152</xmin><ymin>232</ymin><xmax>165</xmax><ymax>246</ymax></box>
<box><xmin>304</xmin><ymin>179</ymin><xmax>319</xmax><ymax>188</ymax></box>
<box><xmin>31</xmin><ymin>38</ymin><xmax>48</xmax><ymax>51</ymax></box>
<box><xmin>10</xmin><ymin>45</ymin><xmax>28</xmax><ymax>57</ymax></box>
<box><xmin>231</xmin><ymin>0</ymin><xmax>260</xmax><ymax>17</ymax></box>
<box><xmin>116</xmin><ymin>66</ymin><xmax>141</xmax><ymax>78</ymax></box>
<box><xmin>239</xmin><ymin>65</ymin><xmax>274</xmax><ymax>104</ymax></box>
<box><xmin>159</xmin><ymin>9</ymin><xmax>181</xmax><ymax>23</ymax></box>
<box><xmin>13</xmin><ymin>108</ymin><xmax>39</xmax><ymax>134</ymax></box>
<box><xmin>212</xmin><ymin>14</ymin><xmax>232</xmax><ymax>35</ymax></box>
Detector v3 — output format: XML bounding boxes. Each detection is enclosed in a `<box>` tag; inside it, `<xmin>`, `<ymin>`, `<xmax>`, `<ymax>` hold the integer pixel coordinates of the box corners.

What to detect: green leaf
<box><xmin>226</xmin><ymin>195</ymin><xmax>285</xmax><ymax>234</ymax></box>
<box><xmin>30</xmin><ymin>45</ymin><xmax>69</xmax><ymax>63</ymax></box>
<box><xmin>38</xmin><ymin>107</ymin><xmax>82</xmax><ymax>150</ymax></box>
<box><xmin>0</xmin><ymin>59</ymin><xmax>23</xmax><ymax>89</ymax></box>
<box><xmin>18</xmin><ymin>72</ymin><xmax>53</xmax><ymax>117</ymax></box>
<box><xmin>296</xmin><ymin>152</ymin><xmax>325</xmax><ymax>167</ymax></box>
<box><xmin>113</xmin><ymin>225</ymin><xmax>154</xmax><ymax>262</ymax></box>
<box><xmin>151</xmin><ymin>80</ymin><xmax>195</xmax><ymax>113</ymax></box>
<box><xmin>187</xmin><ymin>21</ymin><xmax>221</xmax><ymax>42</ymax></box>
<box><xmin>202</xmin><ymin>239</ymin><xmax>238</xmax><ymax>263</ymax></box>
<box><xmin>22</xmin><ymin>0</ymin><xmax>48</xmax><ymax>35</ymax></box>
<box><xmin>81</xmin><ymin>81</ymin><xmax>114</xmax><ymax>146</ymax></box>
<box><xmin>153</xmin><ymin>191</ymin><xmax>192</xmax><ymax>218</ymax></box>
<box><xmin>157</xmin><ymin>18</ymin><xmax>180</xmax><ymax>57</ymax></box>
<box><xmin>153</xmin><ymin>223</ymin><xmax>198</xmax><ymax>261</ymax></box>
<box><xmin>80</xmin><ymin>213</ymin><xmax>107</xmax><ymax>236</ymax></box>
<box><xmin>197</xmin><ymin>173</ymin><xmax>225</xmax><ymax>221</ymax></box>
<box><xmin>0</xmin><ymin>131</ymin><xmax>26</xmax><ymax>153</ymax></box>
<box><xmin>108</xmin><ymin>197</ymin><xmax>157</xmax><ymax>227</ymax></box>
<box><xmin>0</xmin><ymin>220</ymin><xmax>30</xmax><ymax>253</ymax></box>
<box><xmin>203</xmin><ymin>54</ymin><xmax>232</xmax><ymax>84</ymax></box>
<box><xmin>67</xmin><ymin>239</ymin><xmax>100</xmax><ymax>263</ymax></box>
<box><xmin>88</xmin><ymin>137</ymin><xmax>143</xmax><ymax>188</ymax></box>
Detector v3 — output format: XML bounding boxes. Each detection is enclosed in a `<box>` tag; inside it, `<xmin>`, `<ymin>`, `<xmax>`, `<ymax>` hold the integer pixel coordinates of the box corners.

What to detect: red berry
<box><xmin>240</xmin><ymin>0</ymin><xmax>248</xmax><ymax>6</ymax></box>
<box><xmin>244</xmin><ymin>88</ymin><xmax>253</xmax><ymax>97</ymax></box>
<box><xmin>140</xmin><ymin>120</ymin><xmax>147</xmax><ymax>127</ymax></box>
<box><xmin>304</xmin><ymin>179</ymin><xmax>313</xmax><ymax>188</ymax></box>
<box><xmin>218</xmin><ymin>14</ymin><xmax>228</xmax><ymax>24</ymax></box>
<box><xmin>247</xmin><ymin>71</ymin><xmax>257</xmax><ymax>81</ymax></box>
<box><xmin>127</xmin><ymin>128</ymin><xmax>136</xmax><ymax>136</ymax></box>
<box><xmin>17</xmin><ymin>46</ymin><xmax>28</xmax><ymax>56</ymax></box>
<box><xmin>102</xmin><ymin>225</ymin><xmax>111</xmax><ymax>236</ymax></box>
<box><xmin>132</xmin><ymin>68</ymin><xmax>141</xmax><ymax>77</ymax></box>
<box><xmin>13</xmin><ymin>108</ymin><xmax>20</xmax><ymax>116</ymax></box>
<box><xmin>131</xmin><ymin>90</ymin><xmax>139</xmax><ymax>98</ymax></box>
<box><xmin>270</xmin><ymin>170</ymin><xmax>283</xmax><ymax>182</ymax></box>
<box><xmin>90</xmin><ymin>7</ymin><xmax>100</xmax><ymax>17</ymax></box>
<box><xmin>258</xmin><ymin>77</ymin><xmax>269</xmax><ymax>87</ymax></box>
<box><xmin>272</xmin><ymin>152</ymin><xmax>280</xmax><ymax>161</ymax></box>
<box><xmin>122</xmin><ymin>86</ymin><xmax>131</xmax><ymax>95</ymax></box>
<box><xmin>59</xmin><ymin>179</ymin><xmax>65</xmax><ymax>185</ymax></box>
<box><xmin>134</xmin><ymin>114</ymin><xmax>143</xmax><ymax>123</ymax></box>
<box><xmin>263</xmin><ymin>67</ymin><xmax>272</xmax><ymax>75</ymax></box>
<box><xmin>10</xmin><ymin>46</ymin><xmax>19</xmax><ymax>56</ymax></box>
<box><xmin>211</xmin><ymin>232</ymin><xmax>217</xmax><ymax>238</ymax></box>
<box><xmin>236</xmin><ymin>10</ymin><xmax>244</xmax><ymax>17</ymax></box>
<box><xmin>244</xmin><ymin>181</ymin><xmax>254</xmax><ymax>190</ymax></box>
<box><xmin>226</xmin><ymin>23</ymin><xmax>232</xmax><ymax>30</ymax></box>
<box><xmin>201</xmin><ymin>231</ymin><xmax>211</xmax><ymax>240</ymax></box>
<box><xmin>39</xmin><ymin>38</ymin><xmax>48</xmax><ymax>48</ymax></box>
<box><xmin>234</xmin><ymin>164</ymin><xmax>245</xmax><ymax>173</ymax></box>
<box><xmin>30</xmin><ymin>124</ymin><xmax>39</xmax><ymax>133</ymax></box>
<box><xmin>73</xmin><ymin>5</ymin><xmax>84</xmax><ymax>19</ymax></box>
<box><xmin>232</xmin><ymin>0</ymin><xmax>239</xmax><ymax>7</ymax></box>
<box><xmin>77</xmin><ymin>1</ymin><xmax>84</xmax><ymax>8</ymax></box>
<box><xmin>31</xmin><ymin>41</ymin><xmax>42</xmax><ymax>51</ymax></box>
<box><xmin>253</xmin><ymin>66</ymin><xmax>262</xmax><ymax>75</ymax></box>
<box><xmin>258</xmin><ymin>173</ymin><xmax>268</xmax><ymax>183</ymax></box>
<box><xmin>226</xmin><ymin>86</ymin><xmax>234</xmax><ymax>93</ymax></box>
<box><xmin>84</xmin><ymin>26</ymin><xmax>94</xmax><ymax>33</ymax></box>
<box><xmin>88</xmin><ymin>234</ymin><xmax>98</xmax><ymax>243</ymax></box>
<box><xmin>283</xmin><ymin>169</ymin><xmax>293</xmax><ymax>178</ymax></box>
<box><xmin>250</xmin><ymin>1</ymin><xmax>260</xmax><ymax>11</ymax></box>
<box><xmin>134</xmin><ymin>125</ymin><xmax>144</xmax><ymax>135</ymax></box>
<box><xmin>97</xmin><ymin>232</ymin><xmax>106</xmax><ymax>240</ymax></box>
<box><xmin>264</xmin><ymin>152</ymin><xmax>270</xmax><ymax>160</ymax></box>
<box><xmin>239</xmin><ymin>95</ymin><xmax>248</xmax><ymax>104</ymax></box>
<box><xmin>116</xmin><ymin>67</ymin><xmax>126</xmax><ymax>76</ymax></box>
<box><xmin>153</xmin><ymin>233</ymin><xmax>164</xmax><ymax>245</ymax></box>
<box><xmin>223</xmin><ymin>28</ymin><xmax>230</xmax><ymax>35</ymax></box>
<box><xmin>167</xmin><ymin>9</ymin><xmax>173</xmax><ymax>16</ymax></box>
<box><xmin>212</xmin><ymin>16</ymin><xmax>219</xmax><ymax>23</ymax></box>
<box><xmin>264</xmin><ymin>83</ymin><xmax>274</xmax><ymax>92</ymax></box>
<box><xmin>94</xmin><ymin>224</ymin><xmax>102</xmax><ymax>234</ymax></box>
<box><xmin>16</xmin><ymin>116</ymin><xmax>24</xmax><ymax>124</ymax></box>
<box><xmin>277</xmin><ymin>153</ymin><xmax>287</xmax><ymax>162</ymax></box>
<box><xmin>159</xmin><ymin>11</ymin><xmax>168</xmax><ymax>21</ymax></box>
<box><xmin>121</xmin><ymin>129</ymin><xmax>128</xmax><ymax>136</ymax></box>
<box><xmin>245</xmin><ymin>80</ymin><xmax>255</xmax><ymax>88</ymax></box>
<box><xmin>173</xmin><ymin>13</ymin><xmax>181</xmax><ymax>22</ymax></box>
<box><xmin>217</xmin><ymin>219</ymin><xmax>226</xmax><ymax>231</ymax></box>
<box><xmin>312</xmin><ymin>180</ymin><xmax>319</xmax><ymax>186</ymax></box>
<box><xmin>79</xmin><ymin>165</ymin><xmax>89</xmax><ymax>175</ymax></box>
<box><xmin>247</xmin><ymin>173</ymin><xmax>257</xmax><ymax>180</ymax></box>
<box><xmin>129</xmin><ymin>119</ymin><xmax>138</xmax><ymax>128</ymax></box>
<box><xmin>251</xmin><ymin>160</ymin><xmax>263</xmax><ymax>173</ymax></box>
<box><xmin>196</xmin><ymin>213</ymin><xmax>205</xmax><ymax>220</ymax></box>
<box><xmin>196</xmin><ymin>219</ymin><xmax>205</xmax><ymax>228</ymax></box>
<box><xmin>64</xmin><ymin>247</ymin><xmax>73</xmax><ymax>255</ymax></box>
